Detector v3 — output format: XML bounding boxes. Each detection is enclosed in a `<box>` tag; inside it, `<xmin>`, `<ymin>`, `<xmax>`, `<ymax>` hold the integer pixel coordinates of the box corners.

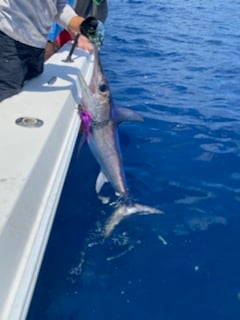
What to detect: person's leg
<box><xmin>0</xmin><ymin>32</ymin><xmax>45</xmax><ymax>102</ymax></box>
<box><xmin>0</xmin><ymin>31</ymin><xmax>25</xmax><ymax>101</ymax></box>
<box><xmin>44</xmin><ymin>41</ymin><xmax>59</xmax><ymax>61</ymax></box>
<box><xmin>24</xmin><ymin>46</ymin><xmax>44</xmax><ymax>80</ymax></box>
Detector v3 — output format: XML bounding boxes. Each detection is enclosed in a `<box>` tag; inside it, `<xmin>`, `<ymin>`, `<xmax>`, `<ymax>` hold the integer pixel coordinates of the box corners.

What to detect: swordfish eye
<box><xmin>98</xmin><ymin>82</ymin><xmax>109</xmax><ymax>93</ymax></box>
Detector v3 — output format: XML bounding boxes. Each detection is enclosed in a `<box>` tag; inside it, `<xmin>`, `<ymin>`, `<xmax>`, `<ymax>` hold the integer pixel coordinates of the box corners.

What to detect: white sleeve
<box><xmin>55</xmin><ymin>1</ymin><xmax>78</xmax><ymax>29</ymax></box>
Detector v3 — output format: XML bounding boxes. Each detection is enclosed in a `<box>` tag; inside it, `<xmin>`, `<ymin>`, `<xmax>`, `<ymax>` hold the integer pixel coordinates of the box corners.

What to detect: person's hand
<box><xmin>80</xmin><ymin>17</ymin><xmax>98</xmax><ymax>38</ymax></box>
<box><xmin>77</xmin><ymin>34</ymin><xmax>93</xmax><ymax>52</ymax></box>
<box><xmin>44</xmin><ymin>41</ymin><xmax>59</xmax><ymax>61</ymax></box>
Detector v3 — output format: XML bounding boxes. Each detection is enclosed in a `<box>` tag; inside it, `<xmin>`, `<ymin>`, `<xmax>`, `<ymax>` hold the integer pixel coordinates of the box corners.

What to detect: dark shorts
<box><xmin>0</xmin><ymin>31</ymin><xmax>44</xmax><ymax>102</ymax></box>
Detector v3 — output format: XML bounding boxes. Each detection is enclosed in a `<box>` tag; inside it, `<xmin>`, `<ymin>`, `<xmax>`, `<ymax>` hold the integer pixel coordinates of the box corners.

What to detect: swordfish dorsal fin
<box><xmin>113</xmin><ymin>107</ymin><xmax>144</xmax><ymax>124</ymax></box>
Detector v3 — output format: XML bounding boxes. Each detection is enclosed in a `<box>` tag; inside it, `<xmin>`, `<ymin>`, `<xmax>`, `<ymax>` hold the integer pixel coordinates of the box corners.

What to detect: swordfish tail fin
<box><xmin>104</xmin><ymin>202</ymin><xmax>164</xmax><ymax>237</ymax></box>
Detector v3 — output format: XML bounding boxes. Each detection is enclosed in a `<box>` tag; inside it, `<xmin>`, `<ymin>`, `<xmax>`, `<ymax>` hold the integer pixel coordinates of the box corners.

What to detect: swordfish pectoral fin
<box><xmin>96</xmin><ymin>171</ymin><xmax>112</xmax><ymax>204</ymax></box>
<box><xmin>114</xmin><ymin>107</ymin><xmax>144</xmax><ymax>124</ymax></box>
<box><xmin>95</xmin><ymin>171</ymin><xmax>109</xmax><ymax>194</ymax></box>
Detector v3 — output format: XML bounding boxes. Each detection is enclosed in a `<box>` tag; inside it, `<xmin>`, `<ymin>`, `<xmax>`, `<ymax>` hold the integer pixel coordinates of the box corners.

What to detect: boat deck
<box><xmin>0</xmin><ymin>43</ymin><xmax>93</xmax><ymax>320</ymax></box>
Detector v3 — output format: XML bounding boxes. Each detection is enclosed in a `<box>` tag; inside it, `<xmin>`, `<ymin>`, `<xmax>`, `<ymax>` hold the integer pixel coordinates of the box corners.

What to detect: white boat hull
<box><xmin>0</xmin><ymin>42</ymin><xmax>94</xmax><ymax>320</ymax></box>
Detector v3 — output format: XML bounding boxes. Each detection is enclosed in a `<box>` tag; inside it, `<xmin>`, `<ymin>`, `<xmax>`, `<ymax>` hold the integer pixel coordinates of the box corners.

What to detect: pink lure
<box><xmin>80</xmin><ymin>110</ymin><xmax>92</xmax><ymax>139</ymax></box>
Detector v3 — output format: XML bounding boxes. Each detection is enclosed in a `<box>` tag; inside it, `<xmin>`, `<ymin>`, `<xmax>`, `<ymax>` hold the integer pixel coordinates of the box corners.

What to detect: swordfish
<box><xmin>78</xmin><ymin>45</ymin><xmax>163</xmax><ymax>236</ymax></box>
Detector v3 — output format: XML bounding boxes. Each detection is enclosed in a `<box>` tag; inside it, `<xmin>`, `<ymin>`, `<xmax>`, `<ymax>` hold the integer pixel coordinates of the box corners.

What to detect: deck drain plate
<box><xmin>15</xmin><ymin>117</ymin><xmax>44</xmax><ymax>128</ymax></box>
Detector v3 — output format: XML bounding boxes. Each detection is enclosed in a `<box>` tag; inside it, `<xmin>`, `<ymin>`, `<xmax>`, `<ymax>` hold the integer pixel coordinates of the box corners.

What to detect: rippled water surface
<box><xmin>27</xmin><ymin>1</ymin><xmax>240</xmax><ymax>319</ymax></box>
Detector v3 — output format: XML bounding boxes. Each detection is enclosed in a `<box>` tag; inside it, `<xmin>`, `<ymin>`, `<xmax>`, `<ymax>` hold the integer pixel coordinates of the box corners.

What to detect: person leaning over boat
<box><xmin>0</xmin><ymin>0</ymin><xmax>95</xmax><ymax>102</ymax></box>
<box><xmin>75</xmin><ymin>0</ymin><xmax>108</xmax><ymax>22</ymax></box>
<box><xmin>45</xmin><ymin>0</ymin><xmax>108</xmax><ymax>60</ymax></box>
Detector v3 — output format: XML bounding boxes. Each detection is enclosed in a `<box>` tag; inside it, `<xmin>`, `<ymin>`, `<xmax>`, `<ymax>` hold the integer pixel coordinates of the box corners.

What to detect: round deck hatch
<box><xmin>15</xmin><ymin>117</ymin><xmax>44</xmax><ymax>128</ymax></box>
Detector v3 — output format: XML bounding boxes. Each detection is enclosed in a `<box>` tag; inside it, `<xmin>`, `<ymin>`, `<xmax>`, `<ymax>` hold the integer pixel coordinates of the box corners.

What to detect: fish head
<box><xmin>94</xmin><ymin>77</ymin><xmax>111</xmax><ymax>107</ymax></box>
<box><xmin>86</xmin><ymin>46</ymin><xmax>113</xmax><ymax>121</ymax></box>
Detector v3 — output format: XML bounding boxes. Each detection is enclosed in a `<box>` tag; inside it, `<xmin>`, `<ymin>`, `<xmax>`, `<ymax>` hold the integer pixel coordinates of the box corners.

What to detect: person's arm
<box><xmin>67</xmin><ymin>15</ymin><xmax>84</xmax><ymax>34</ymax></box>
<box><xmin>56</xmin><ymin>1</ymin><xmax>93</xmax><ymax>51</ymax></box>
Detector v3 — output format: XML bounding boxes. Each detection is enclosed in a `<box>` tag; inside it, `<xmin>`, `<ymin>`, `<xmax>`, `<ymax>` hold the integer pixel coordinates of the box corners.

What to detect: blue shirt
<box><xmin>48</xmin><ymin>0</ymin><xmax>75</xmax><ymax>41</ymax></box>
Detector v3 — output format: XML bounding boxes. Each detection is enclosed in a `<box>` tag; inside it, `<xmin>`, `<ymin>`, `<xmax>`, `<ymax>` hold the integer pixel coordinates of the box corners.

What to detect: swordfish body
<box><xmin>78</xmin><ymin>45</ymin><xmax>163</xmax><ymax>236</ymax></box>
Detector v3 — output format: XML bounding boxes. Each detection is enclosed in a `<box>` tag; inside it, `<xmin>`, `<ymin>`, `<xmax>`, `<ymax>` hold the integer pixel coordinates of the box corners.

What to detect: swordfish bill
<box><xmin>78</xmin><ymin>45</ymin><xmax>163</xmax><ymax>236</ymax></box>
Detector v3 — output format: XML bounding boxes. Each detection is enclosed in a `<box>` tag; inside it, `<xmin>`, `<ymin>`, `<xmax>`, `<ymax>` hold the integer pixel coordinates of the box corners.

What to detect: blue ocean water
<box><xmin>27</xmin><ymin>0</ymin><xmax>240</xmax><ymax>319</ymax></box>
